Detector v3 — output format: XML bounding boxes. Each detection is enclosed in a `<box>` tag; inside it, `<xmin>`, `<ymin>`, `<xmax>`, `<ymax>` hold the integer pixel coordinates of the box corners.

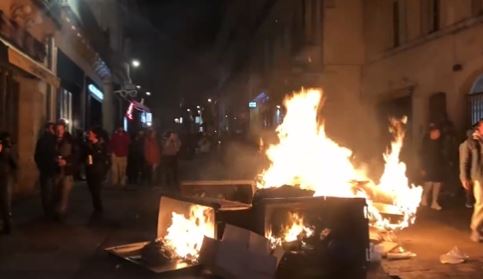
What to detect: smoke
<box><xmin>180</xmin><ymin>140</ymin><xmax>268</xmax><ymax>181</ymax></box>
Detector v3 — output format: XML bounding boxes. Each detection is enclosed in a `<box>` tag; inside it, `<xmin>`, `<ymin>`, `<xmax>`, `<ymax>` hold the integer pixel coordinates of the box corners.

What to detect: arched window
<box><xmin>469</xmin><ymin>74</ymin><xmax>483</xmax><ymax>125</ymax></box>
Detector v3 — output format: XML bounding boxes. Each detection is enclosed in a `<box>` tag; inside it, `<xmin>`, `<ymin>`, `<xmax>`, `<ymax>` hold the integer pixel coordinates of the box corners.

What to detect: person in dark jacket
<box><xmin>0</xmin><ymin>132</ymin><xmax>17</xmax><ymax>234</ymax></box>
<box><xmin>127</xmin><ymin>130</ymin><xmax>144</xmax><ymax>185</ymax></box>
<box><xmin>52</xmin><ymin>120</ymin><xmax>77</xmax><ymax>221</ymax></box>
<box><xmin>34</xmin><ymin>122</ymin><xmax>56</xmax><ymax>217</ymax></box>
<box><xmin>85</xmin><ymin>128</ymin><xmax>110</xmax><ymax>213</ymax></box>
<box><xmin>420</xmin><ymin>123</ymin><xmax>444</xmax><ymax>210</ymax></box>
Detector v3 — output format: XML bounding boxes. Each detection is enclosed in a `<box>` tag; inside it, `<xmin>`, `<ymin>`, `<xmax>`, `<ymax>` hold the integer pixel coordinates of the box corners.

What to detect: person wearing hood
<box><xmin>459</xmin><ymin>119</ymin><xmax>483</xmax><ymax>242</ymax></box>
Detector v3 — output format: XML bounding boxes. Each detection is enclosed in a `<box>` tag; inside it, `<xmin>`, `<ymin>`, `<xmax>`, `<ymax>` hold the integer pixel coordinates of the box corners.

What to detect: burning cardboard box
<box><xmin>105</xmin><ymin>196</ymin><xmax>217</xmax><ymax>274</ymax></box>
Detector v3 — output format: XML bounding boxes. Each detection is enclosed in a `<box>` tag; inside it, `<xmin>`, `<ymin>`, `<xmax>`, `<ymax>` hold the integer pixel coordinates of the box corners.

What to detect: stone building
<box><xmin>0</xmin><ymin>0</ymin><xmax>129</xmax><ymax>194</ymax></box>
<box><xmin>216</xmin><ymin>0</ymin><xmax>483</xmax><ymax>157</ymax></box>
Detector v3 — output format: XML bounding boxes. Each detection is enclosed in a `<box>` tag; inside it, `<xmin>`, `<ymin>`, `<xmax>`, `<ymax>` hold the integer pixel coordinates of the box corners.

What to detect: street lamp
<box><xmin>136</xmin><ymin>85</ymin><xmax>141</xmax><ymax>89</ymax></box>
<box><xmin>146</xmin><ymin>91</ymin><xmax>151</xmax><ymax>96</ymax></box>
<box><xmin>131</xmin><ymin>59</ymin><xmax>140</xmax><ymax>68</ymax></box>
<box><xmin>208</xmin><ymin>98</ymin><xmax>212</xmax><ymax>103</ymax></box>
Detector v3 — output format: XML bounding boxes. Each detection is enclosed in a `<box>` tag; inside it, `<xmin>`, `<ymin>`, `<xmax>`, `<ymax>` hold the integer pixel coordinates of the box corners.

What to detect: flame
<box><xmin>163</xmin><ymin>205</ymin><xmax>214</xmax><ymax>261</ymax></box>
<box><xmin>257</xmin><ymin>88</ymin><xmax>422</xmax><ymax>231</ymax></box>
<box><xmin>268</xmin><ymin>212</ymin><xmax>314</xmax><ymax>248</ymax></box>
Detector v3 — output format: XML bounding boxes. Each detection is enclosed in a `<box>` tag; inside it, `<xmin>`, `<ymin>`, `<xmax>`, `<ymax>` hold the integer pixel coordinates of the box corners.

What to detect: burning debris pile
<box><xmin>140</xmin><ymin>204</ymin><xmax>214</xmax><ymax>265</ymax></box>
<box><xmin>107</xmin><ymin>88</ymin><xmax>423</xmax><ymax>277</ymax></box>
<box><xmin>256</xmin><ymin>88</ymin><xmax>423</xmax><ymax>234</ymax></box>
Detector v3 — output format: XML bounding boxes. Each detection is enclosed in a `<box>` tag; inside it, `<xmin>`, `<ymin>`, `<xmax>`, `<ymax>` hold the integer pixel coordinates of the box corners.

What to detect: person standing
<box><xmin>161</xmin><ymin>131</ymin><xmax>181</xmax><ymax>191</ymax></box>
<box><xmin>0</xmin><ymin>132</ymin><xmax>17</xmax><ymax>234</ymax></box>
<box><xmin>143</xmin><ymin>129</ymin><xmax>160</xmax><ymax>186</ymax></box>
<box><xmin>85</xmin><ymin>128</ymin><xmax>110</xmax><ymax>214</ymax></box>
<box><xmin>109</xmin><ymin>127</ymin><xmax>130</xmax><ymax>187</ymax></box>
<box><xmin>460</xmin><ymin>119</ymin><xmax>483</xmax><ymax>242</ymax></box>
<box><xmin>34</xmin><ymin>122</ymin><xmax>57</xmax><ymax>217</ymax></box>
<box><xmin>420</xmin><ymin>124</ymin><xmax>444</xmax><ymax>210</ymax></box>
<box><xmin>127</xmin><ymin>130</ymin><xmax>144</xmax><ymax>185</ymax></box>
<box><xmin>52</xmin><ymin>120</ymin><xmax>76</xmax><ymax>221</ymax></box>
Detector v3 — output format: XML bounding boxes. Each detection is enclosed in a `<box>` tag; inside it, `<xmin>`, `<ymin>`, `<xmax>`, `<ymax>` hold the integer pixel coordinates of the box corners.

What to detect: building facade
<box><xmin>0</xmin><ymin>0</ymin><xmax>130</xmax><ymax>194</ymax></box>
<box><xmin>216</xmin><ymin>0</ymin><xmax>483</xmax><ymax>160</ymax></box>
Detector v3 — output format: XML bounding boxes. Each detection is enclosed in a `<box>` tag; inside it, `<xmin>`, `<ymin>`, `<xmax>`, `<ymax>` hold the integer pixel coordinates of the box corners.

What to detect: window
<box><xmin>302</xmin><ymin>0</ymin><xmax>319</xmax><ymax>44</ymax></box>
<box><xmin>393</xmin><ymin>0</ymin><xmax>401</xmax><ymax>47</ymax></box>
<box><xmin>429</xmin><ymin>0</ymin><xmax>440</xmax><ymax>32</ymax></box>
<box><xmin>472</xmin><ymin>0</ymin><xmax>483</xmax><ymax>16</ymax></box>
<box><xmin>469</xmin><ymin>75</ymin><xmax>483</xmax><ymax>125</ymax></box>
<box><xmin>58</xmin><ymin>88</ymin><xmax>73</xmax><ymax>132</ymax></box>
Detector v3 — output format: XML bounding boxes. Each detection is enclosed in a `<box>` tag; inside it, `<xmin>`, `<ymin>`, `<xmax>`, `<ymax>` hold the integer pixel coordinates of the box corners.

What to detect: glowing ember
<box><xmin>163</xmin><ymin>205</ymin><xmax>214</xmax><ymax>261</ymax></box>
<box><xmin>257</xmin><ymin>88</ymin><xmax>423</xmax><ymax>231</ymax></box>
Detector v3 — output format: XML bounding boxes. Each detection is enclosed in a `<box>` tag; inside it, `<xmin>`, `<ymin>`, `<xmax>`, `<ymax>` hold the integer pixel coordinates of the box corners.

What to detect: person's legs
<box><xmin>111</xmin><ymin>155</ymin><xmax>120</xmax><ymax>186</ymax></box>
<box><xmin>0</xmin><ymin>176</ymin><xmax>12</xmax><ymax>233</ymax></box>
<box><xmin>119</xmin><ymin>156</ymin><xmax>127</xmax><ymax>186</ymax></box>
<box><xmin>87</xmin><ymin>175</ymin><xmax>103</xmax><ymax>212</ymax></box>
<box><xmin>431</xmin><ymin>182</ymin><xmax>443</xmax><ymax>210</ymax></box>
<box><xmin>466</xmin><ymin>188</ymin><xmax>475</xmax><ymax>208</ymax></box>
<box><xmin>40</xmin><ymin>173</ymin><xmax>54</xmax><ymax>216</ymax></box>
<box><xmin>470</xmin><ymin>180</ymin><xmax>483</xmax><ymax>241</ymax></box>
<box><xmin>56</xmin><ymin>176</ymin><xmax>73</xmax><ymax>219</ymax></box>
<box><xmin>421</xmin><ymin>182</ymin><xmax>433</xmax><ymax>206</ymax></box>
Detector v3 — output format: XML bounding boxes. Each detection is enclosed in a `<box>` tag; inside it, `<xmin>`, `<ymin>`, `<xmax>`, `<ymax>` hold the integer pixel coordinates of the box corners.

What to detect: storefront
<box><xmin>57</xmin><ymin>50</ymin><xmax>84</xmax><ymax>132</ymax></box>
<box><xmin>86</xmin><ymin>79</ymin><xmax>103</xmax><ymax>128</ymax></box>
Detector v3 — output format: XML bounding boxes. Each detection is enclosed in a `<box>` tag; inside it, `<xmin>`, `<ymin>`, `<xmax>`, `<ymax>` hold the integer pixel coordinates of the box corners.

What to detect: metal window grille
<box><xmin>468</xmin><ymin>92</ymin><xmax>483</xmax><ymax>125</ymax></box>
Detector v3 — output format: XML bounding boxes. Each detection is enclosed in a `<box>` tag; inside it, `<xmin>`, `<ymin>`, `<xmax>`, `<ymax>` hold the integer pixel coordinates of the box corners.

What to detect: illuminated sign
<box><xmin>126</xmin><ymin>102</ymin><xmax>134</xmax><ymax>120</ymax></box>
<box><xmin>248</xmin><ymin>101</ymin><xmax>257</xmax><ymax>108</ymax></box>
<box><xmin>88</xmin><ymin>84</ymin><xmax>103</xmax><ymax>101</ymax></box>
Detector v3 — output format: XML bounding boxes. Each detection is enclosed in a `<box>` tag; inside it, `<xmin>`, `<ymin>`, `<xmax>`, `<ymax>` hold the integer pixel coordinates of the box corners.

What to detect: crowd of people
<box><xmin>0</xmin><ymin>120</ymin><xmax>182</xmax><ymax>234</ymax></box>
<box><xmin>0</xmin><ymin>118</ymin><xmax>482</xmax><ymax>242</ymax></box>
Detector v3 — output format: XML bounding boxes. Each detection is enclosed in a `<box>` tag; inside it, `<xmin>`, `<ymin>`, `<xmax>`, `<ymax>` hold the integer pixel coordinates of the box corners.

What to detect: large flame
<box><xmin>163</xmin><ymin>205</ymin><xmax>214</xmax><ymax>261</ymax></box>
<box><xmin>257</xmin><ymin>88</ymin><xmax>422</xmax><ymax>232</ymax></box>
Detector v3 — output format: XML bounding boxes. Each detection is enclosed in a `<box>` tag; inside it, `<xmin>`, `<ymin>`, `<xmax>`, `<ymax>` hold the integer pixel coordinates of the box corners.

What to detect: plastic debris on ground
<box><xmin>385</xmin><ymin>246</ymin><xmax>417</xmax><ymax>260</ymax></box>
<box><xmin>439</xmin><ymin>246</ymin><xmax>469</xmax><ymax>264</ymax></box>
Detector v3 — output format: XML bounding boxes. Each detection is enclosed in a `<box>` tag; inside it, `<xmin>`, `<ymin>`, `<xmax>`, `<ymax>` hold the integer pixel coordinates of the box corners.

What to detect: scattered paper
<box><xmin>440</xmin><ymin>246</ymin><xmax>469</xmax><ymax>264</ymax></box>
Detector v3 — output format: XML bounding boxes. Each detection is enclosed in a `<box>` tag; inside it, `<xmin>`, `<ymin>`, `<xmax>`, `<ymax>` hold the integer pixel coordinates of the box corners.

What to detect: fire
<box><xmin>163</xmin><ymin>205</ymin><xmax>214</xmax><ymax>261</ymax></box>
<box><xmin>268</xmin><ymin>212</ymin><xmax>314</xmax><ymax>248</ymax></box>
<box><xmin>257</xmin><ymin>88</ymin><xmax>422</xmax><ymax>231</ymax></box>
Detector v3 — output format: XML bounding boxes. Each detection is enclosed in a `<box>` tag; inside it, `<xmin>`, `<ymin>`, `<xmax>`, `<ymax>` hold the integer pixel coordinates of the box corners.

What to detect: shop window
<box><xmin>58</xmin><ymin>88</ymin><xmax>73</xmax><ymax>132</ymax></box>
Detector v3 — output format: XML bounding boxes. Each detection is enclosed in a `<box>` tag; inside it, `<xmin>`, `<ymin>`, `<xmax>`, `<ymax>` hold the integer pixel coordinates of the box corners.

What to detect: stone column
<box><xmin>102</xmin><ymin>78</ymin><xmax>114</xmax><ymax>132</ymax></box>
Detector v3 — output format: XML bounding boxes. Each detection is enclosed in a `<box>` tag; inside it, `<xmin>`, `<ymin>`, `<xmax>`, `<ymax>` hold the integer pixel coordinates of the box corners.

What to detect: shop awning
<box><xmin>0</xmin><ymin>39</ymin><xmax>60</xmax><ymax>88</ymax></box>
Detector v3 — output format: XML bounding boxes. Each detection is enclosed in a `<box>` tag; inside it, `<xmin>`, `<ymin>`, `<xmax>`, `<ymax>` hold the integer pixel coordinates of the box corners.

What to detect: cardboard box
<box><xmin>200</xmin><ymin>224</ymin><xmax>281</xmax><ymax>279</ymax></box>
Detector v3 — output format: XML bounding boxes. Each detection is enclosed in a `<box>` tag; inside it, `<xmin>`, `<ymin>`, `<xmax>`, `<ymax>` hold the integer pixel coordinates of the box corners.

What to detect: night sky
<box><xmin>126</xmin><ymin>0</ymin><xmax>225</xmax><ymax>114</ymax></box>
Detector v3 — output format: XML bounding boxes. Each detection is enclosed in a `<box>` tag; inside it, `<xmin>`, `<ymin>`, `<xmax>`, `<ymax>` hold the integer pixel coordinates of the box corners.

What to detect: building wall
<box><xmin>362</xmin><ymin>0</ymin><xmax>483</xmax><ymax>140</ymax></box>
<box><xmin>0</xmin><ymin>0</ymin><xmax>59</xmax><ymax>194</ymax></box>
<box><xmin>15</xmin><ymin>75</ymin><xmax>45</xmax><ymax>193</ymax></box>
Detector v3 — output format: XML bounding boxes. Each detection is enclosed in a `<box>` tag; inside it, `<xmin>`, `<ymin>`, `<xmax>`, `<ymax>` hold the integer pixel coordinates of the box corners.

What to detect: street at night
<box><xmin>1</xmin><ymin>0</ymin><xmax>483</xmax><ymax>278</ymax></box>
